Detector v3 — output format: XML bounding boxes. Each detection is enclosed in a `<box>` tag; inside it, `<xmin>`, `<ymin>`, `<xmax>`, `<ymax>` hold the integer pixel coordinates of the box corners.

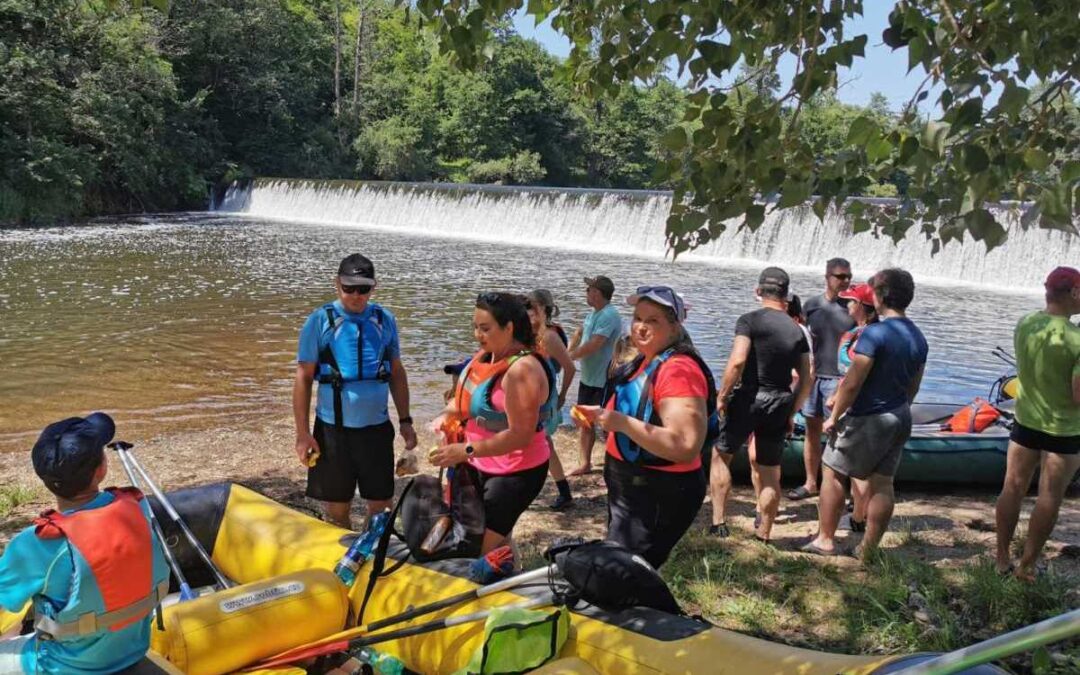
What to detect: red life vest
<box><xmin>33</xmin><ymin>487</ymin><xmax>165</xmax><ymax>638</ymax></box>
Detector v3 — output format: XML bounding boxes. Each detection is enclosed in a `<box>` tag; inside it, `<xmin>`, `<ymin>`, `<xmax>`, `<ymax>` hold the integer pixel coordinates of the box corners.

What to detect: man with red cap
<box><xmin>995</xmin><ymin>266</ymin><xmax>1080</xmax><ymax>581</ymax></box>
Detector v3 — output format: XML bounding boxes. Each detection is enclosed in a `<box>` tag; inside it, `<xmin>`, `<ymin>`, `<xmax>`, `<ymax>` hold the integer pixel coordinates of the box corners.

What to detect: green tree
<box><xmin>420</xmin><ymin>0</ymin><xmax>1080</xmax><ymax>253</ymax></box>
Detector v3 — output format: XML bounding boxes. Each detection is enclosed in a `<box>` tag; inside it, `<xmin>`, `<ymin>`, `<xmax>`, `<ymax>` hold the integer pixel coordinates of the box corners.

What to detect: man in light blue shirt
<box><xmin>568</xmin><ymin>275</ymin><xmax>622</xmax><ymax>475</ymax></box>
<box><xmin>0</xmin><ymin>412</ymin><xmax>169</xmax><ymax>675</ymax></box>
<box><xmin>293</xmin><ymin>254</ymin><xmax>418</xmax><ymax>529</ymax></box>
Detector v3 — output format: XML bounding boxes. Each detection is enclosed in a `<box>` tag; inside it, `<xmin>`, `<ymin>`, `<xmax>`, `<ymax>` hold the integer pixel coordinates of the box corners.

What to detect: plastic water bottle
<box><xmin>354</xmin><ymin>647</ymin><xmax>405</xmax><ymax>675</ymax></box>
<box><xmin>333</xmin><ymin>509</ymin><xmax>390</xmax><ymax>587</ymax></box>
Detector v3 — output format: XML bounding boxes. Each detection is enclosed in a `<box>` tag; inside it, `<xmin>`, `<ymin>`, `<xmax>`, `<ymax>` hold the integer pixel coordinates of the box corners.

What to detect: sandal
<box><xmin>800</xmin><ymin>540</ymin><xmax>842</xmax><ymax>557</ymax></box>
<box><xmin>709</xmin><ymin>523</ymin><xmax>730</xmax><ymax>538</ymax></box>
<box><xmin>786</xmin><ymin>486</ymin><xmax>818</xmax><ymax>501</ymax></box>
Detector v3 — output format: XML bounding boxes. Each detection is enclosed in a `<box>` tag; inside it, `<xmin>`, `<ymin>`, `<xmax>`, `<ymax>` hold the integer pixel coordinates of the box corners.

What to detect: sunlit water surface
<box><xmin>0</xmin><ymin>213</ymin><xmax>1035</xmax><ymax>452</ymax></box>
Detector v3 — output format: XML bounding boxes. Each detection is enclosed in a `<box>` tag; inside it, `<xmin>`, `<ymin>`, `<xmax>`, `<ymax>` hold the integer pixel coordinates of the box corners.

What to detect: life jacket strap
<box><xmin>34</xmin><ymin>580</ymin><xmax>169</xmax><ymax>640</ymax></box>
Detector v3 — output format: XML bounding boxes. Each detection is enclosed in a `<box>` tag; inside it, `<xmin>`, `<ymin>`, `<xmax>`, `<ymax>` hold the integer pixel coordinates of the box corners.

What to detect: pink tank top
<box><xmin>466</xmin><ymin>378</ymin><xmax>550</xmax><ymax>476</ymax></box>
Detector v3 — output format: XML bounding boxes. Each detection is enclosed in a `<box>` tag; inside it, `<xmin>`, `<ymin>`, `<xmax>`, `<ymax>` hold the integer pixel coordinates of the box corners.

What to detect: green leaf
<box><xmin>997</xmin><ymin>81</ymin><xmax>1030</xmax><ymax>117</ymax></box>
<box><xmin>866</xmin><ymin>137</ymin><xmax>893</xmax><ymax>163</ymax></box>
<box><xmin>920</xmin><ymin>122</ymin><xmax>950</xmax><ymax>156</ymax></box>
<box><xmin>846</xmin><ymin>116</ymin><xmax>880</xmax><ymax>146</ymax></box>
<box><xmin>777</xmin><ymin>177</ymin><xmax>811</xmax><ymax>208</ymax></box>
<box><xmin>697</xmin><ymin>40</ymin><xmax>735</xmax><ymax>76</ymax></box>
<box><xmin>1023</xmin><ymin>148</ymin><xmax>1052</xmax><ymax>171</ymax></box>
<box><xmin>951</xmin><ymin>98</ymin><xmax>983</xmax><ymax>129</ymax></box>
<box><xmin>812</xmin><ymin>198</ymin><xmax>827</xmax><ymax>222</ymax></box>
<box><xmin>744</xmin><ymin>204</ymin><xmax>766</xmax><ymax>231</ymax></box>
<box><xmin>1062</xmin><ymin>160</ymin><xmax>1080</xmax><ymax>183</ymax></box>
<box><xmin>852</xmin><ymin>217</ymin><xmax>871</xmax><ymax>234</ymax></box>
<box><xmin>962</xmin><ymin>144</ymin><xmax>990</xmax><ymax>173</ymax></box>
<box><xmin>965</xmin><ymin>209</ymin><xmax>1007</xmax><ymax>249</ymax></box>
<box><xmin>660</xmin><ymin>127</ymin><xmax>687</xmax><ymax>151</ymax></box>
<box><xmin>1032</xmin><ymin>647</ymin><xmax>1051</xmax><ymax>674</ymax></box>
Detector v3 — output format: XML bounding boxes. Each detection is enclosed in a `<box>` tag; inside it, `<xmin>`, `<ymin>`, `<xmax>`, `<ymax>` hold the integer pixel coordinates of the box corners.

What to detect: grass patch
<box><xmin>0</xmin><ymin>484</ymin><xmax>41</xmax><ymax>519</ymax></box>
<box><xmin>662</xmin><ymin>532</ymin><xmax>1078</xmax><ymax>671</ymax></box>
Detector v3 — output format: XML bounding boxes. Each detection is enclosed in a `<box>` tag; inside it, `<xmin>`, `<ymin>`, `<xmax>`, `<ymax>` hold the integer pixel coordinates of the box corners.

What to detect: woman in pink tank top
<box><xmin>431</xmin><ymin>292</ymin><xmax>552</xmax><ymax>553</ymax></box>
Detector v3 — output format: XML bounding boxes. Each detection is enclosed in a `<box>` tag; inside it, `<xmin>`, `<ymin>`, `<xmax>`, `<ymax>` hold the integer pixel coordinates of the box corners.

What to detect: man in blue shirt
<box><xmin>0</xmin><ymin>413</ymin><xmax>169</xmax><ymax>674</ymax></box>
<box><xmin>294</xmin><ymin>254</ymin><xmax>417</xmax><ymax>529</ymax></box>
<box><xmin>568</xmin><ymin>275</ymin><xmax>622</xmax><ymax>476</ymax></box>
<box><xmin>803</xmin><ymin>268</ymin><xmax>928</xmax><ymax>560</ymax></box>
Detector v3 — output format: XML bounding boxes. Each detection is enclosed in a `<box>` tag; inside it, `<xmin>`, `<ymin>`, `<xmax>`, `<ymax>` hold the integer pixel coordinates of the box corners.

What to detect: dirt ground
<box><xmin>3</xmin><ymin>418</ymin><xmax>1077</xmax><ymax>579</ymax></box>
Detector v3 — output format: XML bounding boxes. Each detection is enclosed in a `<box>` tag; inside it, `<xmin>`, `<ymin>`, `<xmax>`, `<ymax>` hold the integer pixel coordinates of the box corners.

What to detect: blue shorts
<box><xmin>802</xmin><ymin>377</ymin><xmax>839</xmax><ymax>419</ymax></box>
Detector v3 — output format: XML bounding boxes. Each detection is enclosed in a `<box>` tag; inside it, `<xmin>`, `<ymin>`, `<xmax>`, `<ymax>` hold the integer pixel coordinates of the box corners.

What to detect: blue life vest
<box><xmin>316</xmin><ymin>302</ymin><xmax>393</xmax><ymax>431</ymax></box>
<box><xmin>610</xmin><ymin>349</ymin><xmax>720</xmax><ymax>467</ymax></box>
<box><xmin>31</xmin><ymin>488</ymin><xmax>169</xmax><ymax>642</ymax></box>
<box><xmin>456</xmin><ymin>350</ymin><xmax>557</xmax><ymax>433</ymax></box>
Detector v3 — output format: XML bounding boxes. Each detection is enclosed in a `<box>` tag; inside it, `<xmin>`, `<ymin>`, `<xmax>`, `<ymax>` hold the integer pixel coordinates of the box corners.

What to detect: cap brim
<box><xmin>339</xmin><ymin>275</ymin><xmax>376</xmax><ymax>286</ymax></box>
<box><xmin>83</xmin><ymin>412</ymin><xmax>116</xmax><ymax>447</ymax></box>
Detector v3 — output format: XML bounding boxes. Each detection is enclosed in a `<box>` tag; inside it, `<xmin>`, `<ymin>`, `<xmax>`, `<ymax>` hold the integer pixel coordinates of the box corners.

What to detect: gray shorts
<box><xmin>822</xmin><ymin>404</ymin><xmax>912</xmax><ymax>479</ymax></box>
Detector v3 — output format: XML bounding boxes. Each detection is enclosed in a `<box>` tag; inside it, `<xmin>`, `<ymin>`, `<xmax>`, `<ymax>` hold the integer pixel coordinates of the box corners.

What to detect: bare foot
<box><xmin>568</xmin><ymin>464</ymin><xmax>592</xmax><ymax>476</ymax></box>
<box><xmin>1013</xmin><ymin>565</ymin><xmax>1037</xmax><ymax>583</ymax></box>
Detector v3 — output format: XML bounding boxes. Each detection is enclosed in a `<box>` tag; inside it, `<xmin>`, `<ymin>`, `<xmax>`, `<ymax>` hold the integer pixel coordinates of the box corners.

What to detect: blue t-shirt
<box><xmin>850</xmin><ymin>317</ymin><xmax>928</xmax><ymax>415</ymax></box>
<box><xmin>579</xmin><ymin>304</ymin><xmax>622</xmax><ymax>387</ymax></box>
<box><xmin>0</xmin><ymin>492</ymin><xmax>166</xmax><ymax>674</ymax></box>
<box><xmin>297</xmin><ymin>301</ymin><xmax>401</xmax><ymax>429</ymax></box>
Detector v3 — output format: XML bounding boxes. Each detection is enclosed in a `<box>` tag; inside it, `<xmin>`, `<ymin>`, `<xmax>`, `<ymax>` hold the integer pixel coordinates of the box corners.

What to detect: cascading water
<box><xmin>214</xmin><ymin>178</ymin><xmax>1078</xmax><ymax>289</ymax></box>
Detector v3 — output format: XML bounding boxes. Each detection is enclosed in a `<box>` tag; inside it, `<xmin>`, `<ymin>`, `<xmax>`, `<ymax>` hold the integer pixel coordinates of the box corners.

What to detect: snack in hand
<box><xmin>428</xmin><ymin>445</ymin><xmax>441</xmax><ymax>462</ymax></box>
<box><xmin>306</xmin><ymin>447</ymin><xmax>320</xmax><ymax>468</ymax></box>
<box><xmin>570</xmin><ymin>405</ymin><xmax>591</xmax><ymax>427</ymax></box>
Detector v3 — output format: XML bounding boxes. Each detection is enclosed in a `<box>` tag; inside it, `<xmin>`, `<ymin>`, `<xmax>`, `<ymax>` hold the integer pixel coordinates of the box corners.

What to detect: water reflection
<box><xmin>0</xmin><ymin>214</ymin><xmax>1036</xmax><ymax>452</ymax></box>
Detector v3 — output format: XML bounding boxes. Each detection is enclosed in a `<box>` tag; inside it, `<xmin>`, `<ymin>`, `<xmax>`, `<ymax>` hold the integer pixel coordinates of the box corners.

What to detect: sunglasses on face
<box><xmin>829</xmin><ymin>273</ymin><xmax>852</xmax><ymax>281</ymax></box>
<box><xmin>341</xmin><ymin>284</ymin><xmax>373</xmax><ymax>295</ymax></box>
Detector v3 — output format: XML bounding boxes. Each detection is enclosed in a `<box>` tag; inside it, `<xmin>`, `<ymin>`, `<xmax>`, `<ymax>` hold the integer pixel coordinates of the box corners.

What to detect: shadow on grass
<box><xmin>662</xmin><ymin>530</ymin><xmax>1078</xmax><ymax>668</ymax></box>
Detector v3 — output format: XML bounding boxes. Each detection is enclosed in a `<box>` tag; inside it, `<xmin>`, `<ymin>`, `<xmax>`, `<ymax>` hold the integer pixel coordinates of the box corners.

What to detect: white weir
<box><xmin>214</xmin><ymin>178</ymin><xmax>1079</xmax><ymax>289</ymax></box>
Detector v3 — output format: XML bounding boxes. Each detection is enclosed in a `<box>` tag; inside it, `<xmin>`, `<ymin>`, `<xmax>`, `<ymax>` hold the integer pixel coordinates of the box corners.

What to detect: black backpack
<box><xmin>399</xmin><ymin>467</ymin><xmax>485</xmax><ymax>562</ymax></box>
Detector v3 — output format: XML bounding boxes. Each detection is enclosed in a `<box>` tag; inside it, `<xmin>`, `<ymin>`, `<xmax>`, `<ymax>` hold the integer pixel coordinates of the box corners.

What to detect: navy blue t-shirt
<box><xmin>850</xmin><ymin>317</ymin><xmax>928</xmax><ymax>415</ymax></box>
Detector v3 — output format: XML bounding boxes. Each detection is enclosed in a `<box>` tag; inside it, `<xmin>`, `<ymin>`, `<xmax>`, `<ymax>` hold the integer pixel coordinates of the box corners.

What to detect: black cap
<box><xmin>338</xmin><ymin>254</ymin><xmax>376</xmax><ymax>286</ymax></box>
<box><xmin>584</xmin><ymin>276</ymin><xmax>615</xmax><ymax>300</ymax></box>
<box><xmin>758</xmin><ymin>266</ymin><xmax>790</xmax><ymax>296</ymax></box>
<box><xmin>32</xmin><ymin>413</ymin><xmax>115</xmax><ymax>499</ymax></box>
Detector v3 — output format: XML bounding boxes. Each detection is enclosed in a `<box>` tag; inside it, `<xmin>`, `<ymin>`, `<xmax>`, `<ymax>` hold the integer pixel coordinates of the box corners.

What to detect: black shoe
<box><xmin>551</xmin><ymin>493</ymin><xmax>573</xmax><ymax>511</ymax></box>
<box><xmin>708</xmin><ymin>523</ymin><xmax>730</xmax><ymax>538</ymax></box>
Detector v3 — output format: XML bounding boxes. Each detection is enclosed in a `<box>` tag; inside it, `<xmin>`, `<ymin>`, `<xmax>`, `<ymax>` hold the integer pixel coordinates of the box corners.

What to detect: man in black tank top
<box><xmin>710</xmin><ymin>267</ymin><xmax>811</xmax><ymax>543</ymax></box>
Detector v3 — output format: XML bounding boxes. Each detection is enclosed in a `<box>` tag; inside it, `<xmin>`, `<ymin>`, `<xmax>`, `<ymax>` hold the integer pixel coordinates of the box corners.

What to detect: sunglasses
<box><xmin>829</xmin><ymin>273</ymin><xmax>852</xmax><ymax>281</ymax></box>
<box><xmin>341</xmin><ymin>284</ymin><xmax>373</xmax><ymax>295</ymax></box>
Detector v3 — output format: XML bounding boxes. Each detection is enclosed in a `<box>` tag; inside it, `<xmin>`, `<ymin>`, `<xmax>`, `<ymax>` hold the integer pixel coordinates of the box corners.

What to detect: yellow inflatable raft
<box><xmin>0</xmin><ymin>483</ymin><xmax>1003</xmax><ymax>674</ymax></box>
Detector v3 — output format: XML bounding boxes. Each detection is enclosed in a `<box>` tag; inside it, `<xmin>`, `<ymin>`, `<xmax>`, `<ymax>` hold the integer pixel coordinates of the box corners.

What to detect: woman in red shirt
<box><xmin>576</xmin><ymin>286</ymin><xmax>710</xmax><ymax>568</ymax></box>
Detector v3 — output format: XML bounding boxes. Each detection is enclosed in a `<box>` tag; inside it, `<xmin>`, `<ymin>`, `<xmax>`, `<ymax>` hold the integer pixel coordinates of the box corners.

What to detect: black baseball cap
<box><xmin>338</xmin><ymin>254</ymin><xmax>376</xmax><ymax>286</ymax></box>
<box><xmin>32</xmin><ymin>413</ymin><xmax>115</xmax><ymax>499</ymax></box>
<box><xmin>758</xmin><ymin>266</ymin><xmax>790</xmax><ymax>297</ymax></box>
<box><xmin>584</xmin><ymin>275</ymin><xmax>615</xmax><ymax>300</ymax></box>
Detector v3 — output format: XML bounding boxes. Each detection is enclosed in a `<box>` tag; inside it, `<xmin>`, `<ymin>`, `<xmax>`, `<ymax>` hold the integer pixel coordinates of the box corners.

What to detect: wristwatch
<box><xmin>464</xmin><ymin>444</ymin><xmax>476</xmax><ymax>457</ymax></box>
<box><xmin>399</xmin><ymin>416</ymin><xmax>413</xmax><ymax>426</ymax></box>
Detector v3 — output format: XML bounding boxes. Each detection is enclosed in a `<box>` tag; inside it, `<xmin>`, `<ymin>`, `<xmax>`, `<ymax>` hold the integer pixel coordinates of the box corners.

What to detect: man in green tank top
<box><xmin>995</xmin><ymin>266</ymin><xmax>1080</xmax><ymax>581</ymax></box>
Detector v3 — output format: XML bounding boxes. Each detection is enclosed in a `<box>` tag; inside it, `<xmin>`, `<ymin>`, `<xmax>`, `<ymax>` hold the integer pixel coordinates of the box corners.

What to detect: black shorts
<box><xmin>577</xmin><ymin>383</ymin><xmax>605</xmax><ymax>406</ymax></box>
<box><xmin>465</xmin><ymin>462</ymin><xmax>548</xmax><ymax>536</ymax></box>
<box><xmin>1010</xmin><ymin>422</ymin><xmax>1080</xmax><ymax>455</ymax></box>
<box><xmin>307</xmin><ymin>419</ymin><xmax>395</xmax><ymax>502</ymax></box>
<box><xmin>604</xmin><ymin>456</ymin><xmax>705</xmax><ymax>569</ymax></box>
<box><xmin>716</xmin><ymin>389</ymin><xmax>795</xmax><ymax>466</ymax></box>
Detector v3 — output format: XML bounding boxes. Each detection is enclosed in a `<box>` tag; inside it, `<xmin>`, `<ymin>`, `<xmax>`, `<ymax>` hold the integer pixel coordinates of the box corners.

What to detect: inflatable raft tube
<box><xmin>135</xmin><ymin>482</ymin><xmax>1009</xmax><ymax>674</ymax></box>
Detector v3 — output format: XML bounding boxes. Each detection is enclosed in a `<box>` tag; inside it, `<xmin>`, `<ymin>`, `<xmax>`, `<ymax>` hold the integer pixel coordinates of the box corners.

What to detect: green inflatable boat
<box><xmin>729</xmin><ymin>402</ymin><xmax>1012</xmax><ymax>486</ymax></box>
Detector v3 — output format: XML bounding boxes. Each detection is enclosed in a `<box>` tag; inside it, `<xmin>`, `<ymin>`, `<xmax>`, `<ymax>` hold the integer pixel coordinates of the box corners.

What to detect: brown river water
<box><xmin>0</xmin><ymin>213</ymin><xmax>1037</xmax><ymax>453</ymax></box>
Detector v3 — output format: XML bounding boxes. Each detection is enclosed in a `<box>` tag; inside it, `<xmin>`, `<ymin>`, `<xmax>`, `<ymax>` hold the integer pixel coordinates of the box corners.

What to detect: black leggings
<box><xmin>465</xmin><ymin>462</ymin><xmax>549</xmax><ymax>537</ymax></box>
<box><xmin>604</xmin><ymin>456</ymin><xmax>705</xmax><ymax>569</ymax></box>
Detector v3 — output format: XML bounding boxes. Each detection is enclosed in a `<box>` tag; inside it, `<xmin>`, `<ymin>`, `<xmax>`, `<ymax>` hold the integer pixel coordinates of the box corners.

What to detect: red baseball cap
<box><xmin>1045</xmin><ymin>266</ymin><xmax>1080</xmax><ymax>292</ymax></box>
<box><xmin>839</xmin><ymin>283</ymin><xmax>875</xmax><ymax>306</ymax></box>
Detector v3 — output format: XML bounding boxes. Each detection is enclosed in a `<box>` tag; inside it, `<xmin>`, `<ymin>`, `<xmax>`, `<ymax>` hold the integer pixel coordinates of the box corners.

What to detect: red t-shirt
<box><xmin>605</xmin><ymin>354</ymin><xmax>708</xmax><ymax>472</ymax></box>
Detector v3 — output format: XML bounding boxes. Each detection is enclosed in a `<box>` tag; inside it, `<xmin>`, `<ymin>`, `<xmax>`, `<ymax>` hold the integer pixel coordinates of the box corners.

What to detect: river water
<box><xmin>0</xmin><ymin>213</ymin><xmax>1036</xmax><ymax>453</ymax></box>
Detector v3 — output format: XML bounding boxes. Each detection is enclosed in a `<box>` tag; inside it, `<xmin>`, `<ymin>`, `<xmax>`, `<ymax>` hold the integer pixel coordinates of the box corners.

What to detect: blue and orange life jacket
<box><xmin>609</xmin><ymin>348</ymin><xmax>720</xmax><ymax>467</ymax></box>
<box><xmin>315</xmin><ymin>302</ymin><xmax>394</xmax><ymax>431</ymax></box>
<box><xmin>454</xmin><ymin>350</ymin><xmax>557</xmax><ymax>432</ymax></box>
<box><xmin>31</xmin><ymin>487</ymin><xmax>169</xmax><ymax>641</ymax></box>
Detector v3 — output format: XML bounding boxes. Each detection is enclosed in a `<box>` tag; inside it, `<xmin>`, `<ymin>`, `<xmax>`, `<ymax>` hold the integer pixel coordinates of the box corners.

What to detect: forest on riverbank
<box><xmin>4</xmin><ymin>0</ymin><xmax>906</xmax><ymax>225</ymax></box>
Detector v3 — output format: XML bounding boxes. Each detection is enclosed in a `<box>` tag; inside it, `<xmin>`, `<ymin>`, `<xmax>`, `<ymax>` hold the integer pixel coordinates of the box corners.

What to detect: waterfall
<box><xmin>214</xmin><ymin>178</ymin><xmax>1079</xmax><ymax>289</ymax></box>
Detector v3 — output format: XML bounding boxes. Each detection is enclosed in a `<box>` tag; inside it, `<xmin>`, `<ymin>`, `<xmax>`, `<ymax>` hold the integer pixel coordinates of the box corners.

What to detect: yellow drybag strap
<box><xmin>457</xmin><ymin>605</ymin><xmax>570</xmax><ymax>675</ymax></box>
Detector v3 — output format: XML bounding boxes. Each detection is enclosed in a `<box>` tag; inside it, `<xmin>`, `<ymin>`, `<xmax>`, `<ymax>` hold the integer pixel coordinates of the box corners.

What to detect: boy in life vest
<box><xmin>0</xmin><ymin>412</ymin><xmax>169</xmax><ymax>674</ymax></box>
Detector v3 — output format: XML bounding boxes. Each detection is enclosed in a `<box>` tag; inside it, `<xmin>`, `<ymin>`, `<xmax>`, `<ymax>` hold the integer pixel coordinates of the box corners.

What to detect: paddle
<box><xmin>247</xmin><ymin>594</ymin><xmax>556</xmax><ymax>670</ymax></box>
<box><xmin>115</xmin><ymin>442</ymin><xmax>233</xmax><ymax>590</ymax></box>
<box><xmin>110</xmin><ymin>442</ymin><xmax>197</xmax><ymax>603</ymax></box>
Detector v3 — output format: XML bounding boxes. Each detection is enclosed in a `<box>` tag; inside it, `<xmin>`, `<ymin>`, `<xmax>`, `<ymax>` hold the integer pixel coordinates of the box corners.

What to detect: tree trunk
<box><xmin>353</xmin><ymin>1</ymin><xmax>365</xmax><ymax>115</ymax></box>
<box><xmin>333</xmin><ymin>0</ymin><xmax>342</xmax><ymax>117</ymax></box>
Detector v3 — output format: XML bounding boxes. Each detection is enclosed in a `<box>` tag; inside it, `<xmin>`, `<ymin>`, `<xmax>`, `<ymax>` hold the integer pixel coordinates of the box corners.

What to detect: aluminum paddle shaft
<box><xmin>118</xmin><ymin>444</ymin><xmax>233</xmax><ymax>590</ymax></box>
<box><xmin>111</xmin><ymin>443</ymin><xmax>196</xmax><ymax>601</ymax></box>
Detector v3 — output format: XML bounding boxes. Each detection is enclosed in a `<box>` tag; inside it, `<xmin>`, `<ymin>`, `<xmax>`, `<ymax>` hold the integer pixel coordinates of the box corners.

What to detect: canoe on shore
<box><xmin>728</xmin><ymin>402</ymin><xmax>1011</xmax><ymax>486</ymax></box>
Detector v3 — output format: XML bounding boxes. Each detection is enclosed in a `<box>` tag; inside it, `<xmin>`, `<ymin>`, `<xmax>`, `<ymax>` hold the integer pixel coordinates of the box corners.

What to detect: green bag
<box><xmin>456</xmin><ymin>605</ymin><xmax>570</xmax><ymax>675</ymax></box>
